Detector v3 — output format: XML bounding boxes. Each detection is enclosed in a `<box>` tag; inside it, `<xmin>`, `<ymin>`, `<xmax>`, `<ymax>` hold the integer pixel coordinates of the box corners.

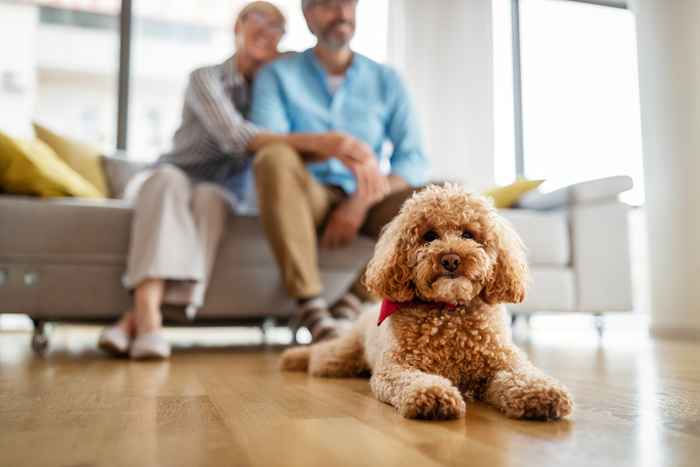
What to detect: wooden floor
<box><xmin>1</xmin><ymin>325</ymin><xmax>698</xmax><ymax>467</ymax></box>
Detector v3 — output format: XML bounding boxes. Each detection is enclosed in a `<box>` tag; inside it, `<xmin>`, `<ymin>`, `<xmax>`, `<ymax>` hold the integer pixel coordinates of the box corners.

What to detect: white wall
<box><xmin>388</xmin><ymin>0</ymin><xmax>495</xmax><ymax>190</ymax></box>
<box><xmin>631</xmin><ymin>0</ymin><xmax>700</xmax><ymax>338</ymax></box>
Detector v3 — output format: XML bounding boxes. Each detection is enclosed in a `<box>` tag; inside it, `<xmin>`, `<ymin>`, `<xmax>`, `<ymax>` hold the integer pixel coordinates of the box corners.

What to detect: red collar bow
<box><xmin>377</xmin><ymin>299</ymin><xmax>458</xmax><ymax>326</ymax></box>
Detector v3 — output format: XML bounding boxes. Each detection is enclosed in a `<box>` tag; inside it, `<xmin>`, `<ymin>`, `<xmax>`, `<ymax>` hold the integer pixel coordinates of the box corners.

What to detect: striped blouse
<box><xmin>157</xmin><ymin>55</ymin><xmax>260</xmax><ymax>202</ymax></box>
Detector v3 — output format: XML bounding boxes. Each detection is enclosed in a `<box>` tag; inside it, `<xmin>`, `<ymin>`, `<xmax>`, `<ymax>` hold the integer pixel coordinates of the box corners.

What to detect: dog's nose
<box><xmin>440</xmin><ymin>254</ymin><xmax>461</xmax><ymax>272</ymax></box>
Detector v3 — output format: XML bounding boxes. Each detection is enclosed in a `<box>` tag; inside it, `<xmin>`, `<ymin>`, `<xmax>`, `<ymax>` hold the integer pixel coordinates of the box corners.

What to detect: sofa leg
<box><xmin>290</xmin><ymin>326</ymin><xmax>299</xmax><ymax>346</ymax></box>
<box><xmin>31</xmin><ymin>319</ymin><xmax>50</xmax><ymax>355</ymax></box>
<box><xmin>261</xmin><ymin>317</ymin><xmax>276</xmax><ymax>346</ymax></box>
<box><xmin>593</xmin><ymin>313</ymin><xmax>605</xmax><ymax>339</ymax></box>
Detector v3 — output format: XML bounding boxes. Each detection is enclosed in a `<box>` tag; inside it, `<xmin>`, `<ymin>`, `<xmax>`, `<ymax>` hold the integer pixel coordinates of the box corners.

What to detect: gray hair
<box><xmin>302</xmin><ymin>0</ymin><xmax>358</xmax><ymax>10</ymax></box>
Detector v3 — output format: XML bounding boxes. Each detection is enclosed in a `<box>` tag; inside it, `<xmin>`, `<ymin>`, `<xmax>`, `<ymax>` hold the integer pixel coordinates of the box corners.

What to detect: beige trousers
<box><xmin>122</xmin><ymin>165</ymin><xmax>232</xmax><ymax>314</ymax></box>
<box><xmin>253</xmin><ymin>143</ymin><xmax>417</xmax><ymax>300</ymax></box>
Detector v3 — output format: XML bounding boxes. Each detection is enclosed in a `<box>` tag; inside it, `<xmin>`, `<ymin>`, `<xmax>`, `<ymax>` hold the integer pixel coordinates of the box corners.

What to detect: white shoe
<box><xmin>98</xmin><ymin>326</ymin><xmax>131</xmax><ymax>356</ymax></box>
<box><xmin>130</xmin><ymin>332</ymin><xmax>171</xmax><ymax>360</ymax></box>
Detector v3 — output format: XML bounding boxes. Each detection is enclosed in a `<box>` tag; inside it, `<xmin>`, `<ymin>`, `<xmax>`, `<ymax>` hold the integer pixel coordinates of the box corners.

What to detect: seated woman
<box><xmin>98</xmin><ymin>1</ymin><xmax>289</xmax><ymax>359</ymax></box>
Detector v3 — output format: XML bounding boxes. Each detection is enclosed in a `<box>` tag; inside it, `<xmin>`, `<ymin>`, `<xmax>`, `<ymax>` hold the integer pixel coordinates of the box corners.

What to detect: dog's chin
<box><xmin>416</xmin><ymin>275</ymin><xmax>480</xmax><ymax>305</ymax></box>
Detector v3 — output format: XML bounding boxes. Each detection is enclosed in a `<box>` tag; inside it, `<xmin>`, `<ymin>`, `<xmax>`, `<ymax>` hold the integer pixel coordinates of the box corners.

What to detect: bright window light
<box><xmin>519</xmin><ymin>0</ymin><xmax>644</xmax><ymax>205</ymax></box>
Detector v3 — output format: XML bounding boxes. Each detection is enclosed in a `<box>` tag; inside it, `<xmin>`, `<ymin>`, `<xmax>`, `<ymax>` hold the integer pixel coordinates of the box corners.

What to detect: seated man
<box><xmin>250</xmin><ymin>0</ymin><xmax>428</xmax><ymax>342</ymax></box>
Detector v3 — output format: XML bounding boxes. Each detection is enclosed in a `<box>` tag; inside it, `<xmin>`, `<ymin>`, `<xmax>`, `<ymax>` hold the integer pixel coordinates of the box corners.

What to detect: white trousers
<box><xmin>122</xmin><ymin>165</ymin><xmax>233</xmax><ymax>315</ymax></box>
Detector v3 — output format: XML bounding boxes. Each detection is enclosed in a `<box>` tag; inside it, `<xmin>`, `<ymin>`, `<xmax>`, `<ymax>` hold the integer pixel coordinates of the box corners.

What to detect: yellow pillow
<box><xmin>33</xmin><ymin>122</ymin><xmax>110</xmax><ymax>197</ymax></box>
<box><xmin>0</xmin><ymin>130</ymin><xmax>103</xmax><ymax>198</ymax></box>
<box><xmin>484</xmin><ymin>179</ymin><xmax>544</xmax><ymax>208</ymax></box>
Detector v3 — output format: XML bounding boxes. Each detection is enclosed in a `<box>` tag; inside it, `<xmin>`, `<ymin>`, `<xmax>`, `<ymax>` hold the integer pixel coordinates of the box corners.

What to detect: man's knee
<box><xmin>364</xmin><ymin>187</ymin><xmax>421</xmax><ymax>238</ymax></box>
<box><xmin>253</xmin><ymin>142</ymin><xmax>304</xmax><ymax>178</ymax></box>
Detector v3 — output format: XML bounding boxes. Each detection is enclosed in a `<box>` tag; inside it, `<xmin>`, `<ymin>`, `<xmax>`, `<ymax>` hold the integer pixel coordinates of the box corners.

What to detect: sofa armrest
<box><xmin>570</xmin><ymin>200</ymin><xmax>633</xmax><ymax>312</ymax></box>
<box><xmin>517</xmin><ymin>176</ymin><xmax>633</xmax><ymax>211</ymax></box>
<box><xmin>101</xmin><ymin>154</ymin><xmax>149</xmax><ymax>199</ymax></box>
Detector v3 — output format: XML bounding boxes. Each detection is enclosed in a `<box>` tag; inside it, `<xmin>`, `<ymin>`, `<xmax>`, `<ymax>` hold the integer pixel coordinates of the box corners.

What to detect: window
<box><xmin>128</xmin><ymin>1</ymin><xmax>233</xmax><ymax>161</ymax></box>
<box><xmin>493</xmin><ymin>0</ymin><xmax>644</xmax><ymax>205</ymax></box>
<box><xmin>127</xmin><ymin>0</ymin><xmax>390</xmax><ymax>161</ymax></box>
<box><xmin>1</xmin><ymin>0</ymin><xmax>120</xmax><ymax>150</ymax></box>
<box><xmin>1</xmin><ymin>0</ymin><xmax>388</xmax><ymax>159</ymax></box>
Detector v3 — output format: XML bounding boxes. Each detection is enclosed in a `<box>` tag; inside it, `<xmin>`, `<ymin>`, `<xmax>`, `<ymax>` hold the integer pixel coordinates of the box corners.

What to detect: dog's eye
<box><xmin>423</xmin><ymin>230</ymin><xmax>439</xmax><ymax>243</ymax></box>
<box><xmin>462</xmin><ymin>230</ymin><xmax>474</xmax><ymax>240</ymax></box>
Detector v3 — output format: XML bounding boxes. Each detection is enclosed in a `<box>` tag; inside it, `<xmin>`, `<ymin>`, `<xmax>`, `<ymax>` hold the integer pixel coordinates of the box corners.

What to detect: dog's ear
<box><xmin>481</xmin><ymin>215</ymin><xmax>529</xmax><ymax>305</ymax></box>
<box><xmin>363</xmin><ymin>213</ymin><xmax>415</xmax><ymax>302</ymax></box>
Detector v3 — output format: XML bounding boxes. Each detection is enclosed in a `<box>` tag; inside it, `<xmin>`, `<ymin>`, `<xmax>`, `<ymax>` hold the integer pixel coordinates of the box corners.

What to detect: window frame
<box><xmin>116</xmin><ymin>0</ymin><xmax>131</xmax><ymax>151</ymax></box>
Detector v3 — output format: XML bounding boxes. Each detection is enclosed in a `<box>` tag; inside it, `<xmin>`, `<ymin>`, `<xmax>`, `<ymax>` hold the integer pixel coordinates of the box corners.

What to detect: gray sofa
<box><xmin>0</xmin><ymin>156</ymin><xmax>375</xmax><ymax>351</ymax></box>
<box><xmin>0</xmin><ymin>155</ymin><xmax>635</xmax><ymax>352</ymax></box>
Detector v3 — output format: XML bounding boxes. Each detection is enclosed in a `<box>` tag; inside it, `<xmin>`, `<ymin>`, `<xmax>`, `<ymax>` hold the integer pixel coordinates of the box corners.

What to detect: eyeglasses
<box><xmin>308</xmin><ymin>0</ymin><xmax>358</xmax><ymax>10</ymax></box>
<box><xmin>242</xmin><ymin>10</ymin><xmax>285</xmax><ymax>36</ymax></box>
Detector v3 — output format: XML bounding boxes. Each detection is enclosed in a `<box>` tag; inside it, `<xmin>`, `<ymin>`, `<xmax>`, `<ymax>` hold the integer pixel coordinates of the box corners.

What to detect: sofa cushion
<box><xmin>0</xmin><ymin>197</ymin><xmax>566</xmax><ymax>267</ymax></box>
<box><xmin>500</xmin><ymin>208</ymin><xmax>570</xmax><ymax>266</ymax></box>
<box><xmin>0</xmin><ymin>131</ymin><xmax>103</xmax><ymax>199</ymax></box>
<box><xmin>33</xmin><ymin>122</ymin><xmax>110</xmax><ymax>197</ymax></box>
<box><xmin>101</xmin><ymin>154</ymin><xmax>150</xmax><ymax>199</ymax></box>
<box><xmin>0</xmin><ymin>196</ymin><xmax>132</xmax><ymax>264</ymax></box>
<box><xmin>0</xmin><ymin>196</ymin><xmax>374</xmax><ymax>271</ymax></box>
<box><xmin>509</xmin><ymin>267</ymin><xmax>576</xmax><ymax>312</ymax></box>
<box><xmin>0</xmin><ymin>196</ymin><xmax>376</xmax><ymax>320</ymax></box>
<box><xmin>484</xmin><ymin>179</ymin><xmax>544</xmax><ymax>208</ymax></box>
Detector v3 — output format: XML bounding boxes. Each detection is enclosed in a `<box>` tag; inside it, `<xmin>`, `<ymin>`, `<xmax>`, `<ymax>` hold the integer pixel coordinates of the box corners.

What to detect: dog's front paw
<box><xmin>496</xmin><ymin>377</ymin><xmax>573</xmax><ymax>421</ymax></box>
<box><xmin>399</xmin><ymin>377</ymin><xmax>466</xmax><ymax>420</ymax></box>
<box><xmin>520</xmin><ymin>385</ymin><xmax>573</xmax><ymax>420</ymax></box>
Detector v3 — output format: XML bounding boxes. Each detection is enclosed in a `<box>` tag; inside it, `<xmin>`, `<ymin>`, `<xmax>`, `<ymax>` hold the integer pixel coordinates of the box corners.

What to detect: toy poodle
<box><xmin>281</xmin><ymin>184</ymin><xmax>573</xmax><ymax>421</ymax></box>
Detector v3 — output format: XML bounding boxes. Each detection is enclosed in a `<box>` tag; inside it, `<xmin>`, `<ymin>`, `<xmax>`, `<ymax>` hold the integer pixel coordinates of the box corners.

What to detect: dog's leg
<box><xmin>307</xmin><ymin>330</ymin><xmax>368</xmax><ymax>377</ymax></box>
<box><xmin>280</xmin><ymin>346</ymin><xmax>312</xmax><ymax>372</ymax></box>
<box><xmin>483</xmin><ymin>358</ymin><xmax>573</xmax><ymax>420</ymax></box>
<box><xmin>280</xmin><ymin>330</ymin><xmax>368</xmax><ymax>377</ymax></box>
<box><xmin>370</xmin><ymin>364</ymin><xmax>466</xmax><ymax>420</ymax></box>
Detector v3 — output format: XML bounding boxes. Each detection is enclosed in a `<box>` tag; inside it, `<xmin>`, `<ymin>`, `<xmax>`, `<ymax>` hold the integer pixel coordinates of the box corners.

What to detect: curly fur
<box><xmin>281</xmin><ymin>184</ymin><xmax>574</xmax><ymax>421</ymax></box>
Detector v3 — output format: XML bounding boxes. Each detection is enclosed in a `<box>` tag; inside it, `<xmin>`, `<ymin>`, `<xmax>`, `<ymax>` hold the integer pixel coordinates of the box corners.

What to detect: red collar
<box><xmin>377</xmin><ymin>299</ymin><xmax>458</xmax><ymax>326</ymax></box>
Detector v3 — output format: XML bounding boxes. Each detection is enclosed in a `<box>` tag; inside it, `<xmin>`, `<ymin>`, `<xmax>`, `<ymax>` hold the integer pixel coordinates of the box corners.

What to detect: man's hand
<box><xmin>314</xmin><ymin>132</ymin><xmax>389</xmax><ymax>204</ymax></box>
<box><xmin>320</xmin><ymin>195</ymin><xmax>372</xmax><ymax>249</ymax></box>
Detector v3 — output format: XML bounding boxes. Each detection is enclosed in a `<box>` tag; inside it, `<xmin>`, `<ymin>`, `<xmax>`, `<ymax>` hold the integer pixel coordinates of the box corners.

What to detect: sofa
<box><xmin>0</xmin><ymin>155</ymin><xmax>634</xmax><ymax>352</ymax></box>
<box><xmin>505</xmin><ymin>176</ymin><xmax>634</xmax><ymax>326</ymax></box>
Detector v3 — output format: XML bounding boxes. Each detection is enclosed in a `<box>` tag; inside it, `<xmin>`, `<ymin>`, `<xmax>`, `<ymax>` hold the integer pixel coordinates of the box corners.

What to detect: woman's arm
<box><xmin>248</xmin><ymin>131</ymin><xmax>389</xmax><ymax>203</ymax></box>
<box><xmin>248</xmin><ymin>131</ymin><xmax>374</xmax><ymax>164</ymax></box>
<box><xmin>186</xmin><ymin>67</ymin><xmax>260</xmax><ymax>156</ymax></box>
<box><xmin>247</xmin><ymin>132</ymin><xmax>331</xmax><ymax>162</ymax></box>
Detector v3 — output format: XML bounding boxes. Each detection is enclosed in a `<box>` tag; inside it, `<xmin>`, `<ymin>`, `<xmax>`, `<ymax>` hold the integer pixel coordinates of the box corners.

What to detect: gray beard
<box><xmin>318</xmin><ymin>35</ymin><xmax>352</xmax><ymax>51</ymax></box>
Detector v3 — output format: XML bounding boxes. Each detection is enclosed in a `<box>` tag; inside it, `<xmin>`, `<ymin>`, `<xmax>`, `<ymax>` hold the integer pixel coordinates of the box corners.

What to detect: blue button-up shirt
<box><xmin>250</xmin><ymin>49</ymin><xmax>428</xmax><ymax>194</ymax></box>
